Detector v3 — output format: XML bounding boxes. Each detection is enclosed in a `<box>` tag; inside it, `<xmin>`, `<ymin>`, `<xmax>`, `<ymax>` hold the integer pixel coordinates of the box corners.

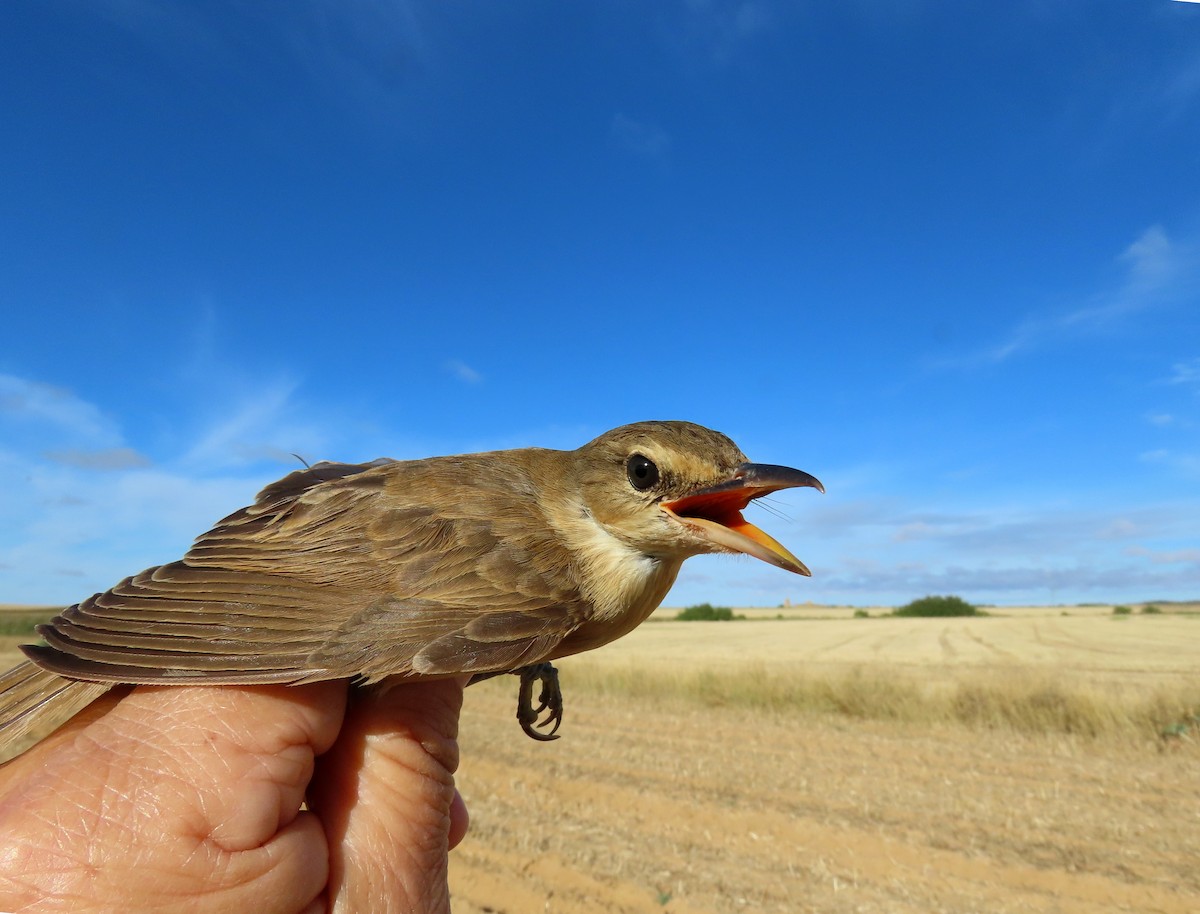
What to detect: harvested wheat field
<box><xmin>450</xmin><ymin>609</ymin><xmax>1200</xmax><ymax>913</ymax></box>
<box><xmin>1</xmin><ymin>606</ymin><xmax>1197</xmax><ymax>911</ymax></box>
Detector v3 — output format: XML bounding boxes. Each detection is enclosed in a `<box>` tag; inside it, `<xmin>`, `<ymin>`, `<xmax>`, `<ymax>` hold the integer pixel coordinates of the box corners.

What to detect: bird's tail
<box><xmin>0</xmin><ymin>661</ymin><xmax>112</xmax><ymax>764</ymax></box>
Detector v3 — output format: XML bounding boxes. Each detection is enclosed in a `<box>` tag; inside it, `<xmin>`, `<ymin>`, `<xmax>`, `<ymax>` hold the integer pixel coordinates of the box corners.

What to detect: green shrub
<box><xmin>1112</xmin><ymin>605</ymin><xmax>1132</xmax><ymax>615</ymax></box>
<box><xmin>1141</xmin><ymin>605</ymin><xmax>1161</xmax><ymax>615</ymax></box>
<box><xmin>676</xmin><ymin>603</ymin><xmax>739</xmax><ymax>621</ymax></box>
<box><xmin>893</xmin><ymin>595</ymin><xmax>977</xmax><ymax>617</ymax></box>
<box><xmin>853</xmin><ymin>609</ymin><xmax>870</xmax><ymax>619</ymax></box>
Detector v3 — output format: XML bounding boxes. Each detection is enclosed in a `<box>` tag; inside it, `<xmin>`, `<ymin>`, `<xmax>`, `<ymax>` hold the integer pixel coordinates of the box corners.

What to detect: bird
<box><xmin>0</xmin><ymin>420</ymin><xmax>822</xmax><ymax>762</ymax></box>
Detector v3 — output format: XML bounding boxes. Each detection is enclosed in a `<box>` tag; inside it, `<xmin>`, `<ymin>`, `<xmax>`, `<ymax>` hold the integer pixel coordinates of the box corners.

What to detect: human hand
<box><xmin>0</xmin><ymin>676</ymin><xmax>469</xmax><ymax>913</ymax></box>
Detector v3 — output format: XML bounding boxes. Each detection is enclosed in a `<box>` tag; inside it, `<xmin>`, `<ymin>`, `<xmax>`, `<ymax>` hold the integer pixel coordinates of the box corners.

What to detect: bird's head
<box><xmin>573</xmin><ymin>421</ymin><xmax>824</xmax><ymax>575</ymax></box>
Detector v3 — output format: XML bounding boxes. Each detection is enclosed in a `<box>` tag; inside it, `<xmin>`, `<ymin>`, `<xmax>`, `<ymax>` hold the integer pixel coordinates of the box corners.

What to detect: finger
<box><xmin>308</xmin><ymin>677</ymin><xmax>466</xmax><ymax>914</ymax></box>
<box><xmin>0</xmin><ymin>681</ymin><xmax>348</xmax><ymax>912</ymax></box>
<box><xmin>448</xmin><ymin>787</ymin><xmax>470</xmax><ymax>850</ymax></box>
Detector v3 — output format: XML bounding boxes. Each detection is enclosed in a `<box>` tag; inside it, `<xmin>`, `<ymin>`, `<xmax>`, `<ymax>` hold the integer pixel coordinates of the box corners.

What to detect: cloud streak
<box><xmin>1140</xmin><ymin>448</ymin><xmax>1200</xmax><ymax>478</ymax></box>
<box><xmin>772</xmin><ymin>488</ymin><xmax>1200</xmax><ymax>606</ymax></box>
<box><xmin>43</xmin><ymin>447</ymin><xmax>152</xmax><ymax>471</ymax></box>
<box><xmin>944</xmin><ymin>225</ymin><xmax>1200</xmax><ymax>368</ymax></box>
<box><xmin>610</xmin><ymin>113</ymin><xmax>671</xmax><ymax>162</ymax></box>
<box><xmin>85</xmin><ymin>0</ymin><xmax>433</xmax><ymax>128</ymax></box>
<box><xmin>444</xmin><ymin>359</ymin><xmax>483</xmax><ymax>384</ymax></box>
<box><xmin>814</xmin><ymin>559</ymin><xmax>1200</xmax><ymax>604</ymax></box>
<box><xmin>179</xmin><ymin>377</ymin><xmax>319</xmax><ymax>470</ymax></box>
<box><xmin>0</xmin><ymin>368</ymin><xmax>330</xmax><ymax>602</ymax></box>
<box><xmin>1168</xmin><ymin>356</ymin><xmax>1200</xmax><ymax>391</ymax></box>
<box><xmin>3</xmin><ymin>357</ymin><xmax>1196</xmax><ymax>607</ymax></box>
<box><xmin>0</xmin><ymin>374</ymin><xmax>122</xmax><ymax>444</ymax></box>
<box><xmin>674</xmin><ymin>0</ymin><xmax>776</xmax><ymax>65</ymax></box>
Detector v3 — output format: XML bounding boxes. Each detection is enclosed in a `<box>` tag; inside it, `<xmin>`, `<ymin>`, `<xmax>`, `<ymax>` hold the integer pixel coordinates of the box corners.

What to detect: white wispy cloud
<box><xmin>444</xmin><ymin>359</ymin><xmax>483</xmax><ymax>384</ymax></box>
<box><xmin>812</xmin><ymin>559</ymin><xmax>1200</xmax><ymax>604</ymax></box>
<box><xmin>1158</xmin><ymin>24</ymin><xmax>1200</xmax><ymax>120</ymax></box>
<box><xmin>610</xmin><ymin>113</ymin><xmax>672</xmax><ymax>162</ymax></box>
<box><xmin>808</xmin><ymin>499</ymin><xmax>1186</xmax><ymax>556</ymax></box>
<box><xmin>1167</xmin><ymin>357</ymin><xmax>1200</xmax><ymax>391</ymax></box>
<box><xmin>280</xmin><ymin>0</ymin><xmax>432</xmax><ymax>121</ymax></box>
<box><xmin>180</xmin><ymin>377</ymin><xmax>329</xmax><ymax>470</ymax></box>
<box><xmin>1124</xmin><ymin>544</ymin><xmax>1200</xmax><ymax>565</ymax></box>
<box><xmin>43</xmin><ymin>447</ymin><xmax>152</xmax><ymax>471</ymax></box>
<box><xmin>0</xmin><ymin>367</ymin><xmax>334</xmax><ymax>602</ymax></box>
<box><xmin>768</xmin><ymin>488</ymin><xmax>1200</xmax><ymax>606</ymax></box>
<box><xmin>86</xmin><ymin>0</ymin><xmax>432</xmax><ymax>127</ymax></box>
<box><xmin>0</xmin><ymin>462</ymin><xmax>274</xmax><ymax>601</ymax></box>
<box><xmin>1140</xmin><ymin>448</ymin><xmax>1200</xmax><ymax>478</ymax></box>
<box><xmin>675</xmin><ymin>0</ymin><xmax>776</xmax><ymax>64</ymax></box>
<box><xmin>0</xmin><ymin>374</ymin><xmax>122</xmax><ymax>444</ymax></box>
<box><xmin>946</xmin><ymin>225</ymin><xmax>1200</xmax><ymax>368</ymax></box>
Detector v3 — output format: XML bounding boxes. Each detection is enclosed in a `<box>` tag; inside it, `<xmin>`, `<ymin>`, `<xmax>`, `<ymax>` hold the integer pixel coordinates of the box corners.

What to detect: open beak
<box><xmin>661</xmin><ymin>463</ymin><xmax>824</xmax><ymax>575</ymax></box>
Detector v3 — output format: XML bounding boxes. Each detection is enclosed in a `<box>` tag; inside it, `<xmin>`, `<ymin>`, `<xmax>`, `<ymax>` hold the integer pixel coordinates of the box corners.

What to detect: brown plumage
<box><xmin>0</xmin><ymin>420</ymin><xmax>822</xmax><ymax>761</ymax></box>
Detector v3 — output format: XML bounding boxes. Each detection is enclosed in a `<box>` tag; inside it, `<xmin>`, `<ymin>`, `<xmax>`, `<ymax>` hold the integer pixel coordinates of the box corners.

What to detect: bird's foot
<box><xmin>515</xmin><ymin>662</ymin><xmax>562</xmax><ymax>741</ymax></box>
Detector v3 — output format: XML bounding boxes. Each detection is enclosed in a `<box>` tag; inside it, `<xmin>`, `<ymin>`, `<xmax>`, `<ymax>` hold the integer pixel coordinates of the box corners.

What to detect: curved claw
<box><xmin>516</xmin><ymin>662</ymin><xmax>563</xmax><ymax>741</ymax></box>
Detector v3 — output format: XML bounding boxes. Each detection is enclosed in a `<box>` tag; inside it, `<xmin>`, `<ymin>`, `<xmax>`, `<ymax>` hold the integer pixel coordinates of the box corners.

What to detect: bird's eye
<box><xmin>626</xmin><ymin>454</ymin><xmax>660</xmax><ymax>491</ymax></box>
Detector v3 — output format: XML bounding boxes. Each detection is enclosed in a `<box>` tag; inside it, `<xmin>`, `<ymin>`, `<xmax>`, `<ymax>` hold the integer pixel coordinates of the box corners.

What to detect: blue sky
<box><xmin>2</xmin><ymin>1</ymin><xmax>1199</xmax><ymax>609</ymax></box>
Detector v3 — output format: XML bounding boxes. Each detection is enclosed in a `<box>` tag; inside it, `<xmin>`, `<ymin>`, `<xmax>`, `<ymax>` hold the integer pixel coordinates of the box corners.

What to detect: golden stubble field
<box><xmin>449</xmin><ymin>607</ymin><xmax>1200</xmax><ymax>914</ymax></box>
<box><xmin>2</xmin><ymin>605</ymin><xmax>1198</xmax><ymax>912</ymax></box>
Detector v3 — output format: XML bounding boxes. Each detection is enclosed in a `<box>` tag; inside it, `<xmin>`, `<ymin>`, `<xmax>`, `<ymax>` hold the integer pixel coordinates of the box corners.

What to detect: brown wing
<box><xmin>24</xmin><ymin>455</ymin><xmax>592</xmax><ymax>685</ymax></box>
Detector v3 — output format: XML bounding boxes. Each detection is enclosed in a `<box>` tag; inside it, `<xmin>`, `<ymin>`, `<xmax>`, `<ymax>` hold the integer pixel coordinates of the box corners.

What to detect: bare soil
<box><xmin>450</xmin><ymin>680</ymin><xmax>1199</xmax><ymax>914</ymax></box>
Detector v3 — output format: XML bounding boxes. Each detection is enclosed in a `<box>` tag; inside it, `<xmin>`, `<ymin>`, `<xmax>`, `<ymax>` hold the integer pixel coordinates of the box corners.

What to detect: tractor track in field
<box><xmin>451</xmin><ymin>682</ymin><xmax>1200</xmax><ymax>914</ymax></box>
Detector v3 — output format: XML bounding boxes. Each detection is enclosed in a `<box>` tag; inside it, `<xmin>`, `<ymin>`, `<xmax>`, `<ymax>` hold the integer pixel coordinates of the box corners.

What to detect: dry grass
<box><xmin>2</xmin><ymin>605</ymin><xmax>1197</xmax><ymax>741</ymax></box>
<box><xmin>558</xmin><ymin>661</ymin><xmax>1200</xmax><ymax>741</ymax></box>
<box><xmin>0</xmin><ymin>606</ymin><xmax>57</xmax><ymax>637</ymax></box>
<box><xmin>451</xmin><ymin>606</ymin><xmax>1200</xmax><ymax>914</ymax></box>
<box><xmin>452</xmin><ymin>676</ymin><xmax>1200</xmax><ymax>913</ymax></box>
<box><xmin>552</xmin><ymin>609</ymin><xmax>1200</xmax><ymax>742</ymax></box>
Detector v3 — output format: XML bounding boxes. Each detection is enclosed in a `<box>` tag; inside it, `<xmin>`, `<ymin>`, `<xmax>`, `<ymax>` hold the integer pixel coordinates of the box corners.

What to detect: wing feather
<box><xmin>26</xmin><ymin>455</ymin><xmax>592</xmax><ymax>685</ymax></box>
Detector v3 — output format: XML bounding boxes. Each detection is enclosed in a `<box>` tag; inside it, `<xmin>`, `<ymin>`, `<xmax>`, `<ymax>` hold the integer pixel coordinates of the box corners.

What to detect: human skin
<box><xmin>0</xmin><ymin>677</ymin><xmax>470</xmax><ymax>913</ymax></box>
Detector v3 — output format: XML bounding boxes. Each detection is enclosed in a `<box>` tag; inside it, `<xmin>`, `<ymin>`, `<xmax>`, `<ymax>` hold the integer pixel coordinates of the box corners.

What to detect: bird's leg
<box><xmin>515</xmin><ymin>662</ymin><xmax>562</xmax><ymax>741</ymax></box>
<box><xmin>465</xmin><ymin>663</ymin><xmax>563</xmax><ymax>740</ymax></box>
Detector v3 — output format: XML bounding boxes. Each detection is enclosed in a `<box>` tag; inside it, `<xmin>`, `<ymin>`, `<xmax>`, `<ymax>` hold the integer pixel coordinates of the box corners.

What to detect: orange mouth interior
<box><xmin>664</xmin><ymin>489</ymin><xmax>778</xmax><ymax>550</ymax></box>
<box><xmin>666</xmin><ymin>488</ymin><xmax>750</xmax><ymax>521</ymax></box>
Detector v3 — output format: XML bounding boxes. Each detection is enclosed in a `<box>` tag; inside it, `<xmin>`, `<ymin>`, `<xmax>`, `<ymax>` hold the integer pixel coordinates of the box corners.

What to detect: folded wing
<box><xmin>25</xmin><ymin>457</ymin><xmax>589</xmax><ymax>685</ymax></box>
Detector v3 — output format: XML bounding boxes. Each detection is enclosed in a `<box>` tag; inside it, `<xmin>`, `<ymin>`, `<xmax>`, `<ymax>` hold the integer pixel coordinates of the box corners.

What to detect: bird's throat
<box><xmin>544</xmin><ymin>496</ymin><xmax>682</xmax><ymax>654</ymax></box>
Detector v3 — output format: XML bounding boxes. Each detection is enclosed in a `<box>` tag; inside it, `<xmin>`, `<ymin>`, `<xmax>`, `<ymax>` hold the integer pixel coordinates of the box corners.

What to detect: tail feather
<box><xmin>0</xmin><ymin>661</ymin><xmax>112</xmax><ymax>764</ymax></box>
